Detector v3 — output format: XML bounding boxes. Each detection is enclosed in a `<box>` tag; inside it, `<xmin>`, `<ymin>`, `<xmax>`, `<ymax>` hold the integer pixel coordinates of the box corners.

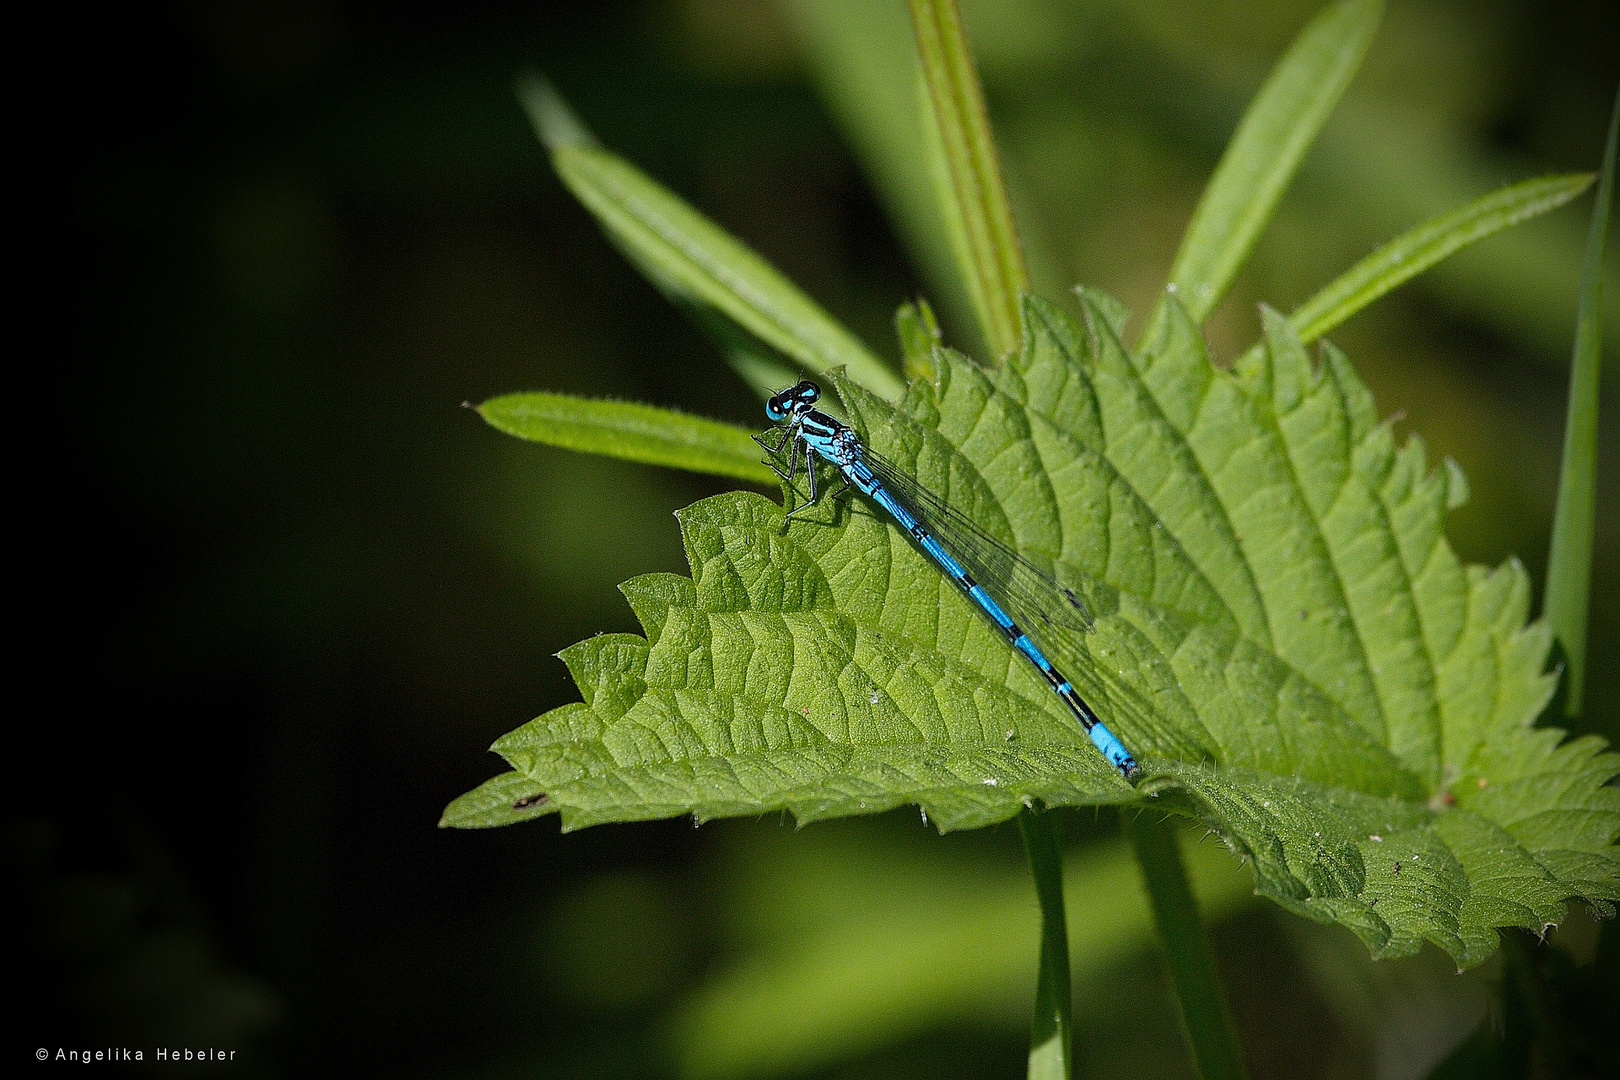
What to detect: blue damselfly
<box><xmin>755</xmin><ymin>380</ymin><xmax>1139</xmax><ymax>778</ymax></box>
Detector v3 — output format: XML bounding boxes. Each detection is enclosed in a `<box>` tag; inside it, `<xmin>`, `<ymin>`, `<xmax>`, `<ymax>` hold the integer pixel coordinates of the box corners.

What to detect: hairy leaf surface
<box><xmin>445</xmin><ymin>293</ymin><xmax>1618</xmax><ymax>966</ymax></box>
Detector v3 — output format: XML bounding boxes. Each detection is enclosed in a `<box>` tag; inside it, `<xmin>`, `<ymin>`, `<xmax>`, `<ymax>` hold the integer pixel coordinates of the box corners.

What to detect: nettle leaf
<box><xmin>445</xmin><ymin>291</ymin><xmax>1619</xmax><ymax>967</ymax></box>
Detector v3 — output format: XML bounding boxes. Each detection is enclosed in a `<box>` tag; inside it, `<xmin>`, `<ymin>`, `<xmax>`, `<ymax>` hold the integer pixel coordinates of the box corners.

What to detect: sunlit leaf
<box><xmin>447</xmin><ymin>292</ymin><xmax>1619</xmax><ymax>968</ymax></box>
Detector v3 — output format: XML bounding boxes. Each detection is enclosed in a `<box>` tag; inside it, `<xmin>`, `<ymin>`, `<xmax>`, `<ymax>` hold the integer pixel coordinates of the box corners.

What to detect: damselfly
<box><xmin>755</xmin><ymin>380</ymin><xmax>1139</xmax><ymax>778</ymax></box>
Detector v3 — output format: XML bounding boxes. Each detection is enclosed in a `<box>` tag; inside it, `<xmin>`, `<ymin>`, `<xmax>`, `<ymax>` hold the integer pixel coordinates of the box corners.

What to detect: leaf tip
<box><xmin>514</xmin><ymin>70</ymin><xmax>597</xmax><ymax>152</ymax></box>
<box><xmin>896</xmin><ymin>297</ymin><xmax>943</xmax><ymax>384</ymax></box>
<box><xmin>469</xmin><ymin>396</ymin><xmax>507</xmax><ymax>430</ymax></box>
<box><xmin>1444</xmin><ymin>457</ymin><xmax>1470</xmax><ymax>510</ymax></box>
<box><xmin>1257</xmin><ymin>302</ymin><xmax>1289</xmax><ymax>331</ymax></box>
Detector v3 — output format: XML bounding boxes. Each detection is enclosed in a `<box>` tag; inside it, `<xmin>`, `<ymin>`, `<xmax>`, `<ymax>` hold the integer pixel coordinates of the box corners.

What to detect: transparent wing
<box><xmin>857</xmin><ymin>446</ymin><xmax>1095</xmax><ymax>650</ymax></box>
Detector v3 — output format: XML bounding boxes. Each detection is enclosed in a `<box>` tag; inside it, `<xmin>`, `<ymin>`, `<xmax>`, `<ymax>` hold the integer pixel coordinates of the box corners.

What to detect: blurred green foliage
<box><xmin>17</xmin><ymin>1</ymin><xmax>1616</xmax><ymax>1078</ymax></box>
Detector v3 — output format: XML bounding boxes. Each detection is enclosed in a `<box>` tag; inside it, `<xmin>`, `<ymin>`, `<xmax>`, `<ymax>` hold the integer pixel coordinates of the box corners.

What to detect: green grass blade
<box><xmin>907</xmin><ymin>0</ymin><xmax>1030</xmax><ymax>358</ymax></box>
<box><xmin>1125</xmin><ymin>813</ymin><xmax>1249</xmax><ymax>1080</ymax></box>
<box><xmin>1232</xmin><ymin>173</ymin><xmax>1595</xmax><ymax>369</ymax></box>
<box><xmin>1543</xmin><ymin>87</ymin><xmax>1618</xmax><ymax>717</ymax></box>
<box><xmin>476</xmin><ymin>392</ymin><xmax>776</xmax><ymax>486</ymax></box>
<box><xmin>515</xmin><ymin>74</ymin><xmax>903</xmax><ymax>401</ymax></box>
<box><xmin>1161</xmin><ymin>0</ymin><xmax>1382</xmax><ymax>325</ymax></box>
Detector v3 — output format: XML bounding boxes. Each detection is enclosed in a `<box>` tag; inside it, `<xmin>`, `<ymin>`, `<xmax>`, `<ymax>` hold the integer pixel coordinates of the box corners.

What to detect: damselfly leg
<box><xmin>780</xmin><ymin>436</ymin><xmax>820</xmax><ymax>524</ymax></box>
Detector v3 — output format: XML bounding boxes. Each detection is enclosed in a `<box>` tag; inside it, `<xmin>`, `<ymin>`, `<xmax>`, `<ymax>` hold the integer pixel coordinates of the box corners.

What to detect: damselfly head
<box><xmin>765</xmin><ymin>380</ymin><xmax>821</xmax><ymax>422</ymax></box>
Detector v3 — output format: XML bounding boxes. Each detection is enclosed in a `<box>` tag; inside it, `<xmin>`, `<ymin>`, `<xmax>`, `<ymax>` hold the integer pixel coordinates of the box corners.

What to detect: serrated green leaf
<box><xmin>475</xmin><ymin>392</ymin><xmax>777</xmax><ymax>486</ymax></box>
<box><xmin>515</xmin><ymin>75</ymin><xmax>904</xmax><ymax>401</ymax></box>
<box><xmin>452</xmin><ymin>291</ymin><xmax>1619</xmax><ymax>967</ymax></box>
<box><xmin>438</xmin><ymin>770</ymin><xmax>552</xmax><ymax>829</ymax></box>
<box><xmin>1159</xmin><ymin>0</ymin><xmax>1382</xmax><ymax>325</ymax></box>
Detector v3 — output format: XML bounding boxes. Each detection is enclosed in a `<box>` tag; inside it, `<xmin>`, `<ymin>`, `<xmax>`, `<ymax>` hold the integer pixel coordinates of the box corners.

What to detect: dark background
<box><xmin>15</xmin><ymin>1</ymin><xmax>1619</xmax><ymax>1077</ymax></box>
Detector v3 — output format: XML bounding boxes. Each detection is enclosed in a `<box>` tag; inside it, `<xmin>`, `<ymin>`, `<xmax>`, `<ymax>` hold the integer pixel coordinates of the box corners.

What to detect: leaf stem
<box><xmin>908</xmin><ymin>0</ymin><xmax>1030</xmax><ymax>358</ymax></box>
<box><xmin>1018</xmin><ymin>806</ymin><xmax>1073</xmax><ymax>1080</ymax></box>
<box><xmin>1500</xmin><ymin>930</ymin><xmax>1573</xmax><ymax>1076</ymax></box>
<box><xmin>1543</xmin><ymin>85</ymin><xmax>1618</xmax><ymax>716</ymax></box>
<box><xmin>1125</xmin><ymin>813</ymin><xmax>1248</xmax><ymax>1080</ymax></box>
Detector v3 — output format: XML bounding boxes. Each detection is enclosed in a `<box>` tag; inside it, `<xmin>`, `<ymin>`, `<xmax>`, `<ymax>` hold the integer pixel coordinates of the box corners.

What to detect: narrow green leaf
<box><xmin>666</xmin><ymin>288</ymin><xmax>806</xmax><ymax>402</ymax></box>
<box><xmin>1126</xmin><ymin>813</ymin><xmax>1248</xmax><ymax>1080</ymax></box>
<box><xmin>476</xmin><ymin>392</ymin><xmax>776</xmax><ymax>486</ymax></box>
<box><xmin>723</xmin><ymin>350</ymin><xmax>804</xmax><ymax>403</ymax></box>
<box><xmin>1019</xmin><ymin>808</ymin><xmax>1073</xmax><ymax>1080</ymax></box>
<box><xmin>908</xmin><ymin>0</ymin><xmax>1030</xmax><ymax>357</ymax></box>
<box><xmin>1544</xmin><ymin>88</ymin><xmax>1618</xmax><ymax>716</ymax></box>
<box><xmin>781</xmin><ymin>0</ymin><xmax>978</xmax><ymax>353</ymax></box>
<box><xmin>1232</xmin><ymin>172</ymin><xmax>1596</xmax><ymax>370</ymax></box>
<box><xmin>515</xmin><ymin>74</ymin><xmax>903</xmax><ymax>401</ymax></box>
<box><xmin>1160</xmin><ymin>0</ymin><xmax>1382</xmax><ymax>325</ymax></box>
<box><xmin>1290</xmin><ymin>174</ymin><xmax>1593</xmax><ymax>344</ymax></box>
